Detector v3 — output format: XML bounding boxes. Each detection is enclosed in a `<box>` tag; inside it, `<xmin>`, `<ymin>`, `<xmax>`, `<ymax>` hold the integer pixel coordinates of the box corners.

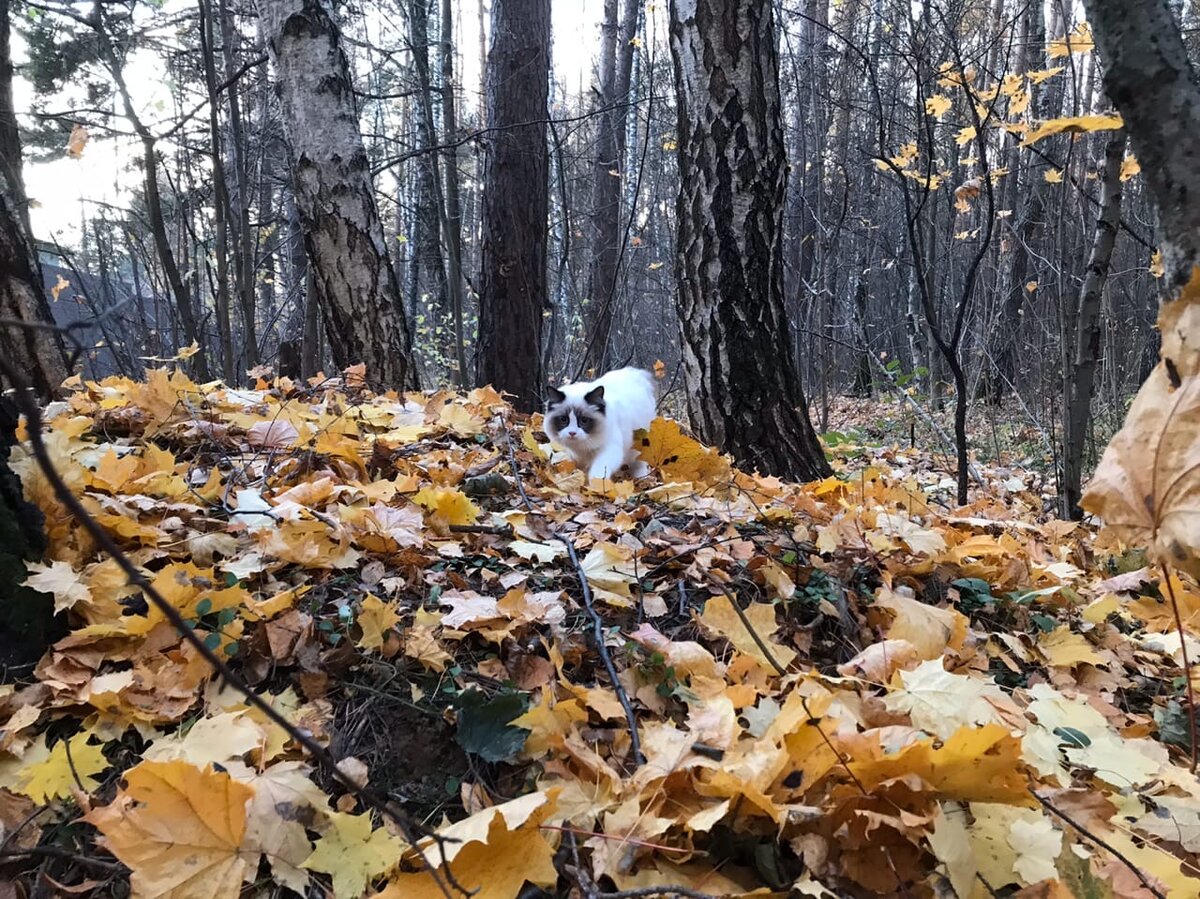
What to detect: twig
<box><xmin>501</xmin><ymin>418</ymin><xmax>534</xmax><ymax>512</ymax></box>
<box><xmin>1030</xmin><ymin>789</ymin><xmax>1167</xmax><ymax>899</ymax></box>
<box><xmin>556</xmin><ymin>533</ymin><xmax>644</xmax><ymax>766</ymax></box>
<box><xmin>448</xmin><ymin>523</ymin><xmax>514</xmax><ymax>536</ymax></box>
<box><xmin>0</xmin><ymin>354</ymin><xmax>461</xmax><ymax>899</ymax></box>
<box><xmin>0</xmin><ymin>846</ymin><xmax>122</xmax><ymax>874</ymax></box>
<box><xmin>1161</xmin><ymin>565</ymin><xmax>1197</xmax><ymax>773</ymax></box>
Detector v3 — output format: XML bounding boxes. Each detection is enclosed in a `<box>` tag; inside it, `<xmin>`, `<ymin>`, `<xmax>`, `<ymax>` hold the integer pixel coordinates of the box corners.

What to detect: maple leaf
<box><xmin>225</xmin><ymin>760</ymin><xmax>329</xmax><ymax>893</ymax></box>
<box><xmin>579</xmin><ymin>542</ymin><xmax>638</xmax><ymax>607</ymax></box>
<box><xmin>21</xmin><ymin>560</ymin><xmax>92</xmax><ymax>613</ymax></box>
<box><xmin>87</xmin><ymin>760</ymin><xmax>252</xmax><ymax>899</ymax></box>
<box><xmin>1081</xmin><ymin>365</ymin><xmax>1200</xmax><ymax>578</ymax></box>
<box><xmin>142</xmin><ymin>711</ymin><xmax>266</xmax><ymax>769</ymax></box>
<box><xmin>698</xmin><ymin>594</ymin><xmax>796</xmax><ymax>671</ymax></box>
<box><xmin>412</xmin><ymin>487</ymin><xmax>479</xmax><ymax>531</ymax></box>
<box><xmin>872</xmin><ymin>585</ymin><xmax>968</xmax><ymax>661</ymax></box>
<box><xmin>636</xmin><ymin>417</ymin><xmax>730</xmax><ymax>484</ymax></box>
<box><xmin>302</xmin><ymin>810</ymin><xmax>405</xmax><ymax>899</ymax></box>
<box><xmin>16</xmin><ymin>732</ymin><xmax>108</xmax><ymax>802</ymax></box>
<box><xmin>1043</xmin><ymin>168</ymin><xmax>1064</xmax><ymax>184</ymax></box>
<box><xmin>883</xmin><ymin>658</ymin><xmax>1006</xmax><ymax>738</ymax></box>
<box><xmin>357</xmin><ymin>595</ymin><xmax>400</xmax><ymax>651</ymax></box>
<box><xmin>1021</xmin><ymin>113</ymin><xmax>1123</xmax><ymax>147</ymax></box>
<box><xmin>968</xmin><ymin>803</ymin><xmax>1063</xmax><ymax>890</ymax></box>
<box><xmin>925</xmin><ymin>94</ymin><xmax>952</xmax><ymax>119</ymax></box>
<box><xmin>1047</xmin><ymin>22</ymin><xmax>1094</xmax><ymax>58</ymax></box>
<box><xmin>382</xmin><ymin>794</ymin><xmax>558</xmax><ymax>898</ymax></box>
<box><xmin>846</xmin><ymin>724</ymin><xmax>1031</xmax><ymax>804</ymax></box>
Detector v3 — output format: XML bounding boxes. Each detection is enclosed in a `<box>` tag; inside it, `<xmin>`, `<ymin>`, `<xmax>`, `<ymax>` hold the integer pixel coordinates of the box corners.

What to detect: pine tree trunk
<box><xmin>258</xmin><ymin>0</ymin><xmax>418</xmax><ymax>389</ymax></box>
<box><xmin>668</xmin><ymin>0</ymin><xmax>831</xmax><ymax>482</ymax></box>
<box><xmin>475</xmin><ymin>0</ymin><xmax>551</xmax><ymax>411</ymax></box>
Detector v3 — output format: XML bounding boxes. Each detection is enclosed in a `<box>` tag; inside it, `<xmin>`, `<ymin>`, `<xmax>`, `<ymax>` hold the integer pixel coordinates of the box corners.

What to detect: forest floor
<box><xmin>1</xmin><ymin>367</ymin><xmax>1198</xmax><ymax>898</ymax></box>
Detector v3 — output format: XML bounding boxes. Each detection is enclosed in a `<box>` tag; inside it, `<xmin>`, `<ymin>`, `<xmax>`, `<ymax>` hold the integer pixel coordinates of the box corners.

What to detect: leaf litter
<box><xmin>1</xmin><ymin>365</ymin><xmax>1198</xmax><ymax>898</ymax></box>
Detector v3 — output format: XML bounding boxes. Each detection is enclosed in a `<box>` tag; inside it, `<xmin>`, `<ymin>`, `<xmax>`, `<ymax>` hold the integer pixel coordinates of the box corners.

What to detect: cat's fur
<box><xmin>544</xmin><ymin>367</ymin><xmax>656</xmax><ymax>480</ymax></box>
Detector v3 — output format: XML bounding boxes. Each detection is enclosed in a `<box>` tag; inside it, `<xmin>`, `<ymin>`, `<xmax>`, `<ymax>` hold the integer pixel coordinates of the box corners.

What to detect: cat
<box><xmin>544</xmin><ymin>367</ymin><xmax>656</xmax><ymax>480</ymax></box>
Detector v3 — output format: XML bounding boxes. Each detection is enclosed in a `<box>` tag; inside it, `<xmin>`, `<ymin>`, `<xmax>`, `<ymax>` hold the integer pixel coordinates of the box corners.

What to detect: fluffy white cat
<box><xmin>544</xmin><ymin>367</ymin><xmax>656</xmax><ymax>480</ymax></box>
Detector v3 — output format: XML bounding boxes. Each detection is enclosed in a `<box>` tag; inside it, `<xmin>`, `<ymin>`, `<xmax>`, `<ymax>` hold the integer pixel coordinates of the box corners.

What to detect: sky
<box><xmin>14</xmin><ymin>0</ymin><xmax>612</xmax><ymax>246</ymax></box>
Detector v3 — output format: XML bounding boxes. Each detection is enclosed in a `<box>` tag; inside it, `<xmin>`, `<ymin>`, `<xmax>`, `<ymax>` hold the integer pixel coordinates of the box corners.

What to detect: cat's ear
<box><xmin>583</xmin><ymin>385</ymin><xmax>606</xmax><ymax>410</ymax></box>
<box><xmin>545</xmin><ymin>385</ymin><xmax>566</xmax><ymax>407</ymax></box>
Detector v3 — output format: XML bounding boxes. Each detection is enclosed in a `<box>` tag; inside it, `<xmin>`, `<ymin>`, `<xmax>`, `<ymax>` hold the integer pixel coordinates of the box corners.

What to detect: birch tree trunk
<box><xmin>258</xmin><ymin>0</ymin><xmax>417</xmax><ymax>389</ymax></box>
<box><xmin>668</xmin><ymin>0</ymin><xmax>831</xmax><ymax>482</ymax></box>
<box><xmin>476</xmin><ymin>0</ymin><xmax>551</xmax><ymax>411</ymax></box>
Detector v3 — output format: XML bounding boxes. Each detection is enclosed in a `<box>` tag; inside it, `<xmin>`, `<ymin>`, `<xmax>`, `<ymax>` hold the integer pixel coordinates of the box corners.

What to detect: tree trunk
<box><xmin>668</xmin><ymin>0</ymin><xmax>831</xmax><ymax>482</ymax></box>
<box><xmin>1083</xmin><ymin>0</ymin><xmax>1200</xmax><ymax>286</ymax></box>
<box><xmin>440</xmin><ymin>0</ymin><xmax>468</xmax><ymax>385</ymax></box>
<box><xmin>0</xmin><ymin>0</ymin><xmax>69</xmax><ymax>401</ymax></box>
<box><xmin>1062</xmin><ymin>133</ymin><xmax>1127</xmax><ymax>519</ymax></box>
<box><xmin>258</xmin><ymin>0</ymin><xmax>418</xmax><ymax>389</ymax></box>
<box><xmin>582</xmin><ymin>0</ymin><xmax>640</xmax><ymax>372</ymax></box>
<box><xmin>475</xmin><ymin>0</ymin><xmax>551</xmax><ymax>411</ymax></box>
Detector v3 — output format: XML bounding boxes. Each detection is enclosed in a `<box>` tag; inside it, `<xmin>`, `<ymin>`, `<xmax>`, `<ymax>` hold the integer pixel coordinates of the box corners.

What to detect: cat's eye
<box><xmin>553</xmin><ymin>413</ymin><xmax>570</xmax><ymax>429</ymax></box>
<box><xmin>578</xmin><ymin>416</ymin><xmax>592</xmax><ymax>427</ymax></box>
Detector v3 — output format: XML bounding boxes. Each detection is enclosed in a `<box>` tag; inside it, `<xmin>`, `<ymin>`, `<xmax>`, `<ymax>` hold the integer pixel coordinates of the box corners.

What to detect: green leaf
<box><xmin>1053</xmin><ymin>726</ymin><xmax>1091</xmax><ymax>749</ymax></box>
<box><xmin>202</xmin><ymin>632</ymin><xmax>221</xmax><ymax>651</ymax></box>
<box><xmin>195</xmin><ymin>597</ymin><xmax>213</xmax><ymax>617</ymax></box>
<box><xmin>216</xmin><ymin>607</ymin><xmax>237</xmax><ymax>627</ymax></box>
<box><xmin>454</xmin><ymin>689</ymin><xmax>530</xmax><ymax>763</ymax></box>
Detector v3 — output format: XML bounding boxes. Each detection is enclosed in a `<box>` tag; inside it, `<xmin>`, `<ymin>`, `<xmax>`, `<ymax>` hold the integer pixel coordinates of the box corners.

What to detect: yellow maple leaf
<box><xmin>412</xmin><ymin>487</ymin><xmax>479</xmax><ymax>530</ymax></box>
<box><xmin>357</xmin><ymin>594</ymin><xmax>400</xmax><ymax>652</ymax></box>
<box><xmin>1025</xmin><ymin>66</ymin><xmax>1064</xmax><ymax>84</ymax></box>
<box><xmin>847</xmin><ymin>724</ymin><xmax>1031</xmax><ymax>804</ymax></box>
<box><xmin>1038</xmin><ymin>627</ymin><xmax>1104</xmax><ymax>668</ymax></box>
<box><xmin>86</xmin><ymin>760</ymin><xmax>252</xmax><ymax>898</ymax></box>
<box><xmin>1149</xmin><ymin>249</ymin><xmax>1165</xmax><ymax>278</ymax></box>
<box><xmin>302</xmin><ymin>810</ymin><xmax>406</xmax><ymax>899</ymax></box>
<box><xmin>380</xmin><ymin>796</ymin><xmax>558</xmax><ymax>898</ymax></box>
<box><xmin>872</xmin><ymin>585</ymin><xmax>968</xmax><ymax>661</ymax></box>
<box><xmin>925</xmin><ymin>94</ymin><xmax>952</xmax><ymax>119</ymax></box>
<box><xmin>1021</xmin><ymin>113</ymin><xmax>1123</xmax><ymax>147</ymax></box>
<box><xmin>636</xmin><ymin>417</ymin><xmax>729</xmax><ymax>485</ymax></box>
<box><xmin>698</xmin><ymin>594</ymin><xmax>796</xmax><ymax>672</ymax></box>
<box><xmin>1120</xmin><ymin>154</ymin><xmax>1141</xmax><ymax>181</ymax></box>
<box><xmin>1047</xmin><ymin>21</ymin><xmax>1094</xmax><ymax>58</ymax></box>
<box><xmin>1043</xmin><ymin>168</ymin><xmax>1064</xmax><ymax>184</ymax></box>
<box><xmin>955</xmin><ymin>125</ymin><xmax>977</xmax><ymax>146</ymax></box>
<box><xmin>18</xmin><ymin>732</ymin><xmax>109</xmax><ymax>802</ymax></box>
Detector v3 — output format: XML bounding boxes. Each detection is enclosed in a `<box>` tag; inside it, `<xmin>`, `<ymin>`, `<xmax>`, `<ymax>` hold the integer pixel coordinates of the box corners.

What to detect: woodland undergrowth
<box><xmin>0</xmin><ymin>361</ymin><xmax>1198</xmax><ymax>899</ymax></box>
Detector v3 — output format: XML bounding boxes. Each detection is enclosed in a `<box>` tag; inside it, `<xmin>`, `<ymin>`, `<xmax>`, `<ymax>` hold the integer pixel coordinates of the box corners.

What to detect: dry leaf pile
<box><xmin>1</xmin><ymin>360</ymin><xmax>1199</xmax><ymax>899</ymax></box>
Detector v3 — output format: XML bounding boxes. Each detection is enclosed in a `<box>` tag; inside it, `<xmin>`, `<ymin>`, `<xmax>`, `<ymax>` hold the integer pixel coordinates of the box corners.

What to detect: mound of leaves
<box><xmin>1</xmin><ymin>365</ymin><xmax>1198</xmax><ymax>898</ymax></box>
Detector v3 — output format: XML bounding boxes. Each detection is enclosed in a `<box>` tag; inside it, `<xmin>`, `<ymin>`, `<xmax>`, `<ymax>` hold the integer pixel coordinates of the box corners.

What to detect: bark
<box><xmin>258</xmin><ymin>0</ymin><xmax>417</xmax><ymax>389</ymax></box>
<box><xmin>199</xmin><ymin>0</ymin><xmax>237</xmax><ymax>382</ymax></box>
<box><xmin>0</xmin><ymin>0</ymin><xmax>69</xmax><ymax>401</ymax></box>
<box><xmin>1062</xmin><ymin>133</ymin><xmax>1127</xmax><ymax>518</ymax></box>
<box><xmin>1083</xmin><ymin>0</ymin><xmax>1200</xmax><ymax>286</ymax></box>
<box><xmin>475</xmin><ymin>0</ymin><xmax>551</xmax><ymax>411</ymax></box>
<box><xmin>219</xmin><ymin>0</ymin><xmax>258</xmax><ymax>372</ymax></box>
<box><xmin>668</xmin><ymin>0</ymin><xmax>831</xmax><ymax>482</ymax></box>
<box><xmin>582</xmin><ymin>0</ymin><xmax>640</xmax><ymax>371</ymax></box>
<box><xmin>440</xmin><ymin>0</ymin><xmax>468</xmax><ymax>384</ymax></box>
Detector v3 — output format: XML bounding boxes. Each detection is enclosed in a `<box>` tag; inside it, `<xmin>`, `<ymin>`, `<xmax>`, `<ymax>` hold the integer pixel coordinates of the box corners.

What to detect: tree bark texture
<box><xmin>259</xmin><ymin>0</ymin><xmax>417</xmax><ymax>389</ymax></box>
<box><xmin>475</xmin><ymin>0</ymin><xmax>551</xmax><ymax>411</ymax></box>
<box><xmin>1062</xmin><ymin>133</ymin><xmax>1127</xmax><ymax>519</ymax></box>
<box><xmin>582</xmin><ymin>0</ymin><xmax>640</xmax><ymax>372</ymax></box>
<box><xmin>668</xmin><ymin>0</ymin><xmax>831</xmax><ymax>482</ymax></box>
<box><xmin>1083</xmin><ymin>0</ymin><xmax>1200</xmax><ymax>287</ymax></box>
<box><xmin>0</xmin><ymin>0</ymin><xmax>69</xmax><ymax>402</ymax></box>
